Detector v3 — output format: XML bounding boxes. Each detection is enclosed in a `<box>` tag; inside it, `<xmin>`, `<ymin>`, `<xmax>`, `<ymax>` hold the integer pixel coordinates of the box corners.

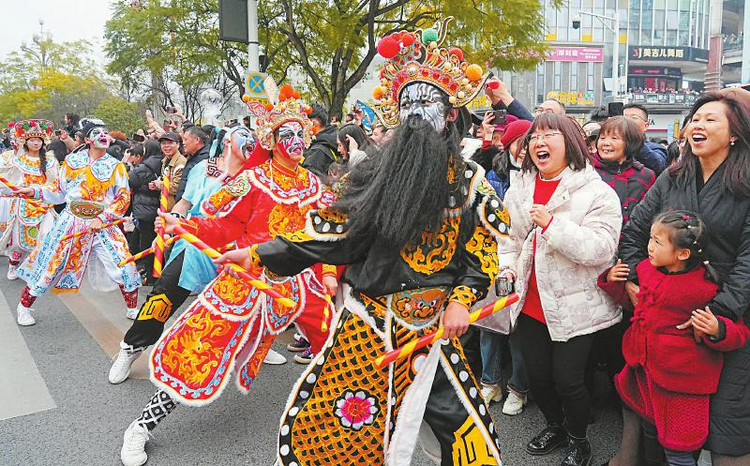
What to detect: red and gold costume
<box><xmin>150</xmin><ymin>89</ymin><xmax>335</xmax><ymax>406</ymax></box>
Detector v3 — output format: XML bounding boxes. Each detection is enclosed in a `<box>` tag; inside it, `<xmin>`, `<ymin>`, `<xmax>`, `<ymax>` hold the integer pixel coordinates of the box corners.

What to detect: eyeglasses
<box><xmin>528</xmin><ymin>132</ymin><xmax>562</xmax><ymax>143</ymax></box>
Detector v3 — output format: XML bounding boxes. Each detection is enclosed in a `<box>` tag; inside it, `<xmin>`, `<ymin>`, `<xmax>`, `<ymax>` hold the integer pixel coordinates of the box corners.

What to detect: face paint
<box><xmin>398</xmin><ymin>83</ymin><xmax>450</xmax><ymax>132</ymax></box>
<box><xmin>275</xmin><ymin>121</ymin><xmax>306</xmax><ymax>160</ymax></box>
<box><xmin>231</xmin><ymin>127</ymin><xmax>256</xmax><ymax>158</ymax></box>
<box><xmin>89</xmin><ymin>127</ymin><xmax>111</xmax><ymax>149</ymax></box>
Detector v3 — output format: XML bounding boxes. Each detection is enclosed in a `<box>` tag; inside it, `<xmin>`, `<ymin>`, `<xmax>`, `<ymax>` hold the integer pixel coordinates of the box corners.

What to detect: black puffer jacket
<box><xmin>619</xmin><ymin>161</ymin><xmax>750</xmax><ymax>456</ymax></box>
<box><xmin>128</xmin><ymin>148</ymin><xmax>162</xmax><ymax>222</ymax></box>
<box><xmin>302</xmin><ymin>125</ymin><xmax>339</xmax><ymax>177</ymax></box>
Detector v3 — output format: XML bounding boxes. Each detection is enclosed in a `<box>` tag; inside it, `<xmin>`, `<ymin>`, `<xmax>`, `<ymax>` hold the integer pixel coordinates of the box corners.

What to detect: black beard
<box><xmin>334</xmin><ymin>115</ymin><xmax>459</xmax><ymax>251</ymax></box>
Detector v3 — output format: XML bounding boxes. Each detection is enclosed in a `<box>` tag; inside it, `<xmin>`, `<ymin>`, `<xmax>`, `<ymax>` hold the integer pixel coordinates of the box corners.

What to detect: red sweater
<box><xmin>520</xmin><ymin>175</ymin><xmax>561</xmax><ymax>324</ymax></box>
<box><xmin>598</xmin><ymin>260</ymin><xmax>749</xmax><ymax>395</ymax></box>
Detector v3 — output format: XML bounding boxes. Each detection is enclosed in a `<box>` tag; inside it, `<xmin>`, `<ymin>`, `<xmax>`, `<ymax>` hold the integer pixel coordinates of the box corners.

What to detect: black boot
<box><xmin>561</xmin><ymin>436</ymin><xmax>592</xmax><ymax>466</ymax></box>
<box><xmin>526</xmin><ymin>424</ymin><xmax>568</xmax><ymax>455</ymax></box>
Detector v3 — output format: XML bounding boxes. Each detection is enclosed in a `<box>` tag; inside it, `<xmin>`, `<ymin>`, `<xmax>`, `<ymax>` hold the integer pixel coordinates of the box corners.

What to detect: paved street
<box><xmin>1</xmin><ymin>262</ymin><xmax>621</xmax><ymax>466</ymax></box>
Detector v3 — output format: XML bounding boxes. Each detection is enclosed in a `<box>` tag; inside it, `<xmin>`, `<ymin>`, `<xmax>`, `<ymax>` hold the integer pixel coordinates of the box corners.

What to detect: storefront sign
<box><xmin>546</xmin><ymin>90</ymin><xmax>596</xmax><ymax>106</ymax></box>
<box><xmin>629</xmin><ymin>46</ymin><xmax>708</xmax><ymax>63</ymax></box>
<box><xmin>629</xmin><ymin>66</ymin><xmax>682</xmax><ymax>77</ymax></box>
<box><xmin>547</xmin><ymin>47</ymin><xmax>603</xmax><ymax>62</ymax></box>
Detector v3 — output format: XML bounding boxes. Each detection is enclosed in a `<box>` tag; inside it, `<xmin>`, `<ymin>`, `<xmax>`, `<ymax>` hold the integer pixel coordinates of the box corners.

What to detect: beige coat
<box><xmin>499</xmin><ymin>164</ymin><xmax>623</xmax><ymax>341</ymax></box>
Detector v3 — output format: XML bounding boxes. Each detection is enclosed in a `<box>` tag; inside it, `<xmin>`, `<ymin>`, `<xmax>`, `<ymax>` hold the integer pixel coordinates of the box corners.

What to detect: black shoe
<box><xmin>561</xmin><ymin>437</ymin><xmax>592</xmax><ymax>466</ymax></box>
<box><xmin>526</xmin><ymin>425</ymin><xmax>567</xmax><ymax>456</ymax></box>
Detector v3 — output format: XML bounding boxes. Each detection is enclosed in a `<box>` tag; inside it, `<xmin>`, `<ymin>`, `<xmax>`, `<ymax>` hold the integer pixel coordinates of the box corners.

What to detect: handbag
<box><xmin>471</xmin><ymin>277</ymin><xmax>514</xmax><ymax>335</ymax></box>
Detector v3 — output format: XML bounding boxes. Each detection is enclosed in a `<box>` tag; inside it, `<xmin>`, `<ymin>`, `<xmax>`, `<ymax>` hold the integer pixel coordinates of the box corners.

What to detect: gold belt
<box><xmin>68</xmin><ymin>200</ymin><xmax>105</xmax><ymax>219</ymax></box>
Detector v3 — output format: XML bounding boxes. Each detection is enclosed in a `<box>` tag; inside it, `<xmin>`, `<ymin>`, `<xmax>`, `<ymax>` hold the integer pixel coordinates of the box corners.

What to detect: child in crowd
<box><xmin>599</xmin><ymin>211</ymin><xmax>749</xmax><ymax>466</ymax></box>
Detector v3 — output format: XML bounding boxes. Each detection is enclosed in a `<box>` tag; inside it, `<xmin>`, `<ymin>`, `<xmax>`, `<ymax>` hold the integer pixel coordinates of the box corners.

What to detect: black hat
<box><xmin>79</xmin><ymin>117</ymin><xmax>106</xmax><ymax>137</ymax></box>
<box><xmin>158</xmin><ymin>132</ymin><xmax>181</xmax><ymax>143</ymax></box>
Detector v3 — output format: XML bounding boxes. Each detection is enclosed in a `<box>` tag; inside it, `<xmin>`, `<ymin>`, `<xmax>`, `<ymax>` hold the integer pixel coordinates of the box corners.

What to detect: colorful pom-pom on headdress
<box><xmin>371</xmin><ymin>17</ymin><xmax>489</xmax><ymax>128</ymax></box>
<box><xmin>243</xmin><ymin>76</ymin><xmax>313</xmax><ymax>151</ymax></box>
<box><xmin>14</xmin><ymin>119</ymin><xmax>54</xmax><ymax>143</ymax></box>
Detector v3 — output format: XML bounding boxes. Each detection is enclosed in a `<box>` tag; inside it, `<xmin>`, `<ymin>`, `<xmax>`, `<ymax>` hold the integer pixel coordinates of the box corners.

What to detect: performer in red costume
<box><xmin>119</xmin><ymin>83</ymin><xmax>336</xmax><ymax>466</ymax></box>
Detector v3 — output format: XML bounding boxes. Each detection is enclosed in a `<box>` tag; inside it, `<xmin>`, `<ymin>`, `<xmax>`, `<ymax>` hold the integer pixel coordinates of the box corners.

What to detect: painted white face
<box><xmin>398</xmin><ymin>83</ymin><xmax>450</xmax><ymax>132</ymax></box>
<box><xmin>89</xmin><ymin>127</ymin><xmax>111</xmax><ymax>149</ymax></box>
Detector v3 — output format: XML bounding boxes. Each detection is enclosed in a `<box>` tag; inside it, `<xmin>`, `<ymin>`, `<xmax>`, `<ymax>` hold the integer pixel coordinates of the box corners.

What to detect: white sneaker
<box><xmin>121</xmin><ymin>420</ymin><xmax>151</xmax><ymax>466</ymax></box>
<box><xmin>16</xmin><ymin>303</ymin><xmax>35</xmax><ymax>326</ymax></box>
<box><xmin>109</xmin><ymin>342</ymin><xmax>145</xmax><ymax>384</ymax></box>
<box><xmin>481</xmin><ymin>383</ymin><xmax>503</xmax><ymax>404</ymax></box>
<box><xmin>7</xmin><ymin>265</ymin><xmax>18</xmax><ymax>280</ymax></box>
<box><xmin>126</xmin><ymin>307</ymin><xmax>139</xmax><ymax>320</ymax></box>
<box><xmin>502</xmin><ymin>389</ymin><xmax>527</xmax><ymax>416</ymax></box>
<box><xmin>263</xmin><ymin>348</ymin><xmax>287</xmax><ymax>365</ymax></box>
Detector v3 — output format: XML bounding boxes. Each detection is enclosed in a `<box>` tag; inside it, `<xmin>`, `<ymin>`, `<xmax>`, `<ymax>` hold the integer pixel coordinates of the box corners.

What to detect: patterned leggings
<box><xmin>136</xmin><ymin>389</ymin><xmax>177</xmax><ymax>431</ymax></box>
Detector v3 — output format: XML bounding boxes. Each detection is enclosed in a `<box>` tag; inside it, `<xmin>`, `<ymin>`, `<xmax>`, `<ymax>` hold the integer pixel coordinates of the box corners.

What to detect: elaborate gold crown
<box><xmin>15</xmin><ymin>119</ymin><xmax>54</xmax><ymax>142</ymax></box>
<box><xmin>371</xmin><ymin>17</ymin><xmax>489</xmax><ymax>128</ymax></box>
<box><xmin>244</xmin><ymin>80</ymin><xmax>314</xmax><ymax>151</ymax></box>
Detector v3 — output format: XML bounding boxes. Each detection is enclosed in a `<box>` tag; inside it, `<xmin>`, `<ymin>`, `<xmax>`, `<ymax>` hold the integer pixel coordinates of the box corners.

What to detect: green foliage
<box><xmin>95</xmin><ymin>97</ymin><xmax>147</xmax><ymax>135</ymax></box>
<box><xmin>0</xmin><ymin>35</ymin><xmax>115</xmax><ymax>124</ymax></box>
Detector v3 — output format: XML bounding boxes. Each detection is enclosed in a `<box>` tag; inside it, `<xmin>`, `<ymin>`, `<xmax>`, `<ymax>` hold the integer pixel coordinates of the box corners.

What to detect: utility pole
<box><xmin>247</xmin><ymin>0</ymin><xmax>260</xmax><ymax>73</ymax></box>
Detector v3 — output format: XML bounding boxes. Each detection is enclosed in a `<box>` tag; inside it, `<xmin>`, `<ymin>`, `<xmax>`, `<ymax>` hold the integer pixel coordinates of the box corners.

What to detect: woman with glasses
<box><xmin>498</xmin><ymin>113</ymin><xmax>622</xmax><ymax>466</ymax></box>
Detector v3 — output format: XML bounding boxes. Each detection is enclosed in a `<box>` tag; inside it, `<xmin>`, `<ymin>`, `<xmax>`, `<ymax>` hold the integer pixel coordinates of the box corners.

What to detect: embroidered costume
<box><xmin>120</xmin><ymin>86</ymin><xmax>335</xmax><ymax>466</ymax></box>
<box><xmin>16</xmin><ymin>120</ymin><xmax>140</xmax><ymax>325</ymax></box>
<box><xmin>0</xmin><ymin>120</ymin><xmax>59</xmax><ymax>277</ymax></box>
<box><xmin>252</xmin><ymin>21</ymin><xmax>508</xmax><ymax>465</ymax></box>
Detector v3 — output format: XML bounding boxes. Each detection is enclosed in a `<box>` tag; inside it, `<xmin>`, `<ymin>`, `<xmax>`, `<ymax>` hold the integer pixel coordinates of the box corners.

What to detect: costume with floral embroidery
<box><xmin>0</xmin><ymin>149</ymin><xmax>59</xmax><ymax>263</ymax></box>
<box><xmin>17</xmin><ymin>149</ymin><xmax>140</xmax><ymax>296</ymax></box>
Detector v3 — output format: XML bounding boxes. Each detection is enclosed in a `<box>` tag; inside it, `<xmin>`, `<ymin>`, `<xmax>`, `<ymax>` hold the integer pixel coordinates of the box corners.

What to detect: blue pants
<box><xmin>479</xmin><ymin>328</ymin><xmax>528</xmax><ymax>393</ymax></box>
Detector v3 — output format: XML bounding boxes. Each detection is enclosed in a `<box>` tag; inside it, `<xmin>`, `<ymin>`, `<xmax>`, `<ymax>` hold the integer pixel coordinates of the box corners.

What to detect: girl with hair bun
<box><xmin>600</xmin><ymin>210</ymin><xmax>749</xmax><ymax>466</ymax></box>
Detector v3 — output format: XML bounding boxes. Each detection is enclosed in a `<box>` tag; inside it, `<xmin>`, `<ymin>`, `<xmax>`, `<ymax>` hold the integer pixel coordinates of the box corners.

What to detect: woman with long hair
<box><xmin>610</xmin><ymin>90</ymin><xmax>750</xmax><ymax>466</ymax></box>
<box><xmin>0</xmin><ymin>119</ymin><xmax>59</xmax><ymax>280</ymax></box>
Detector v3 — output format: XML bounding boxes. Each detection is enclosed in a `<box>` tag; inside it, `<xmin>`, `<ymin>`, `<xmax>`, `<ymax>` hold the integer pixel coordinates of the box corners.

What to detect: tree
<box><xmin>260</xmin><ymin>0</ymin><xmax>561</xmax><ymax>118</ymax></box>
<box><xmin>0</xmin><ymin>35</ymin><xmax>113</xmax><ymax>123</ymax></box>
<box><xmin>104</xmin><ymin>0</ymin><xmax>560</xmax><ymax>119</ymax></box>
<box><xmin>95</xmin><ymin>96</ymin><xmax>147</xmax><ymax>135</ymax></box>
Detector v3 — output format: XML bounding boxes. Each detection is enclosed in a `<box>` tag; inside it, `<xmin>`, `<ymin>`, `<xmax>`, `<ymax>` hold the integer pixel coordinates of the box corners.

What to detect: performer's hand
<box><xmin>12</xmin><ymin>187</ymin><xmax>35</xmax><ymax>198</ymax></box>
<box><xmin>213</xmin><ymin>247</ymin><xmax>254</xmax><ymax>271</ymax></box>
<box><xmin>322</xmin><ymin>275</ymin><xmax>338</xmax><ymax>297</ymax></box>
<box><xmin>625</xmin><ymin>281</ymin><xmax>640</xmax><ymax>306</ymax></box>
<box><xmin>530</xmin><ymin>204</ymin><xmax>552</xmax><ymax>228</ymax></box>
<box><xmin>607</xmin><ymin>259</ymin><xmax>630</xmax><ymax>282</ymax></box>
<box><xmin>89</xmin><ymin>218</ymin><xmax>104</xmax><ymax>231</ymax></box>
<box><xmin>157</xmin><ymin>211</ymin><xmax>178</xmax><ymax>235</ymax></box>
<box><xmin>442</xmin><ymin>302</ymin><xmax>470</xmax><ymax>340</ymax></box>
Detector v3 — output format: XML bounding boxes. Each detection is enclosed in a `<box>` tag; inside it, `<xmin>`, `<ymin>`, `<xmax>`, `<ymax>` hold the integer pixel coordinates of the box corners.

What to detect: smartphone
<box><xmin>608</xmin><ymin>102</ymin><xmax>624</xmax><ymax>117</ymax></box>
<box><xmin>495</xmin><ymin>276</ymin><xmax>514</xmax><ymax>296</ymax></box>
<box><xmin>54</xmin><ymin>130</ymin><xmax>62</xmax><ymax>136</ymax></box>
<box><xmin>493</xmin><ymin>109</ymin><xmax>507</xmax><ymax>125</ymax></box>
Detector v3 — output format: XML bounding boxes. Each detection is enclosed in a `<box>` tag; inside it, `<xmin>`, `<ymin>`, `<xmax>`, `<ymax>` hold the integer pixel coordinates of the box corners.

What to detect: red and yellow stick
<box><xmin>118</xmin><ymin>235</ymin><xmax>179</xmax><ymax>267</ymax></box>
<box><xmin>152</xmin><ymin>175</ymin><xmax>170</xmax><ymax>278</ymax></box>
<box><xmin>61</xmin><ymin>218</ymin><xmax>126</xmax><ymax>241</ymax></box>
<box><xmin>321</xmin><ymin>293</ymin><xmax>335</xmax><ymax>332</ymax></box>
<box><xmin>0</xmin><ymin>175</ymin><xmax>45</xmax><ymax>208</ymax></box>
<box><xmin>375</xmin><ymin>292</ymin><xmax>521</xmax><ymax>368</ymax></box>
<box><xmin>172</xmin><ymin>224</ymin><xmax>296</xmax><ymax>308</ymax></box>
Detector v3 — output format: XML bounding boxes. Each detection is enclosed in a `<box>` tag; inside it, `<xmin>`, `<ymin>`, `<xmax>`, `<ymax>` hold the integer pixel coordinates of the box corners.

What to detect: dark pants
<box><xmin>123</xmin><ymin>252</ymin><xmax>191</xmax><ymax>348</ymax></box>
<box><xmin>127</xmin><ymin>219</ymin><xmax>156</xmax><ymax>278</ymax></box>
<box><xmin>517</xmin><ymin>313</ymin><xmax>595</xmax><ymax>438</ymax></box>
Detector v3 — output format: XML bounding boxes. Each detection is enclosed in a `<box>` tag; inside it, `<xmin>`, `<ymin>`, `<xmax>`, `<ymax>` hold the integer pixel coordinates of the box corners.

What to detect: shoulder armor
<box><xmin>478</xmin><ymin>192</ymin><xmax>510</xmax><ymax>239</ymax></box>
<box><xmin>304</xmin><ymin>208</ymin><xmax>349</xmax><ymax>241</ymax></box>
<box><xmin>224</xmin><ymin>171</ymin><xmax>252</xmax><ymax>197</ymax></box>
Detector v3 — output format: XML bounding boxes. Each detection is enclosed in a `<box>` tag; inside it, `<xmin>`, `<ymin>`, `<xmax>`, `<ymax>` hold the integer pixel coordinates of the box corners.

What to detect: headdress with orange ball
<box><xmin>371</xmin><ymin>17</ymin><xmax>488</xmax><ymax>129</ymax></box>
<box><xmin>14</xmin><ymin>119</ymin><xmax>54</xmax><ymax>143</ymax></box>
<box><xmin>243</xmin><ymin>77</ymin><xmax>314</xmax><ymax>151</ymax></box>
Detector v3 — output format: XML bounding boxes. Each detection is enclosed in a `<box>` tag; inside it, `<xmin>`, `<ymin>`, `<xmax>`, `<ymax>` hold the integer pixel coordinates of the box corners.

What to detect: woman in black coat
<box><xmin>127</xmin><ymin>140</ymin><xmax>162</xmax><ymax>283</ymax></box>
<box><xmin>608</xmin><ymin>91</ymin><xmax>750</xmax><ymax>465</ymax></box>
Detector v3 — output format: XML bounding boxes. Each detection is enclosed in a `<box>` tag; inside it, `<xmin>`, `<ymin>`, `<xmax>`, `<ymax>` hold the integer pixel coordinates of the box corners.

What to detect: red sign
<box><xmin>547</xmin><ymin>47</ymin><xmax>603</xmax><ymax>62</ymax></box>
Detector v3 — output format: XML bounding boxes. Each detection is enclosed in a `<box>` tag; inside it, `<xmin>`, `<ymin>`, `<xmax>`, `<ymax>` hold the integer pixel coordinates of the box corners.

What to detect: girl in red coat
<box><xmin>599</xmin><ymin>210</ymin><xmax>749</xmax><ymax>466</ymax></box>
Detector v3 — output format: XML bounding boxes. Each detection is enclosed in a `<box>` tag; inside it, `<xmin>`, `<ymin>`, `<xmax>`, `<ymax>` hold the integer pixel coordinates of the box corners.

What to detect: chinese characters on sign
<box><xmin>547</xmin><ymin>47</ymin><xmax>604</xmax><ymax>62</ymax></box>
<box><xmin>629</xmin><ymin>46</ymin><xmax>709</xmax><ymax>63</ymax></box>
<box><xmin>546</xmin><ymin>90</ymin><xmax>596</xmax><ymax>106</ymax></box>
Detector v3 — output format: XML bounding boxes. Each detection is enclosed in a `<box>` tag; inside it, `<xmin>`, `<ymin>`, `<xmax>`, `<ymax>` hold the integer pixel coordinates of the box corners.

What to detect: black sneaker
<box><xmin>561</xmin><ymin>437</ymin><xmax>592</xmax><ymax>466</ymax></box>
<box><xmin>526</xmin><ymin>425</ymin><xmax>568</xmax><ymax>456</ymax></box>
<box><xmin>287</xmin><ymin>333</ymin><xmax>310</xmax><ymax>353</ymax></box>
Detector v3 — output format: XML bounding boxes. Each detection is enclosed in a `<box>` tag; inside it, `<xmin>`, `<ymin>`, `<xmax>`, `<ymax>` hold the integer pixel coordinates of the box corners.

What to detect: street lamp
<box><xmin>573</xmin><ymin>10</ymin><xmax>621</xmax><ymax>99</ymax></box>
